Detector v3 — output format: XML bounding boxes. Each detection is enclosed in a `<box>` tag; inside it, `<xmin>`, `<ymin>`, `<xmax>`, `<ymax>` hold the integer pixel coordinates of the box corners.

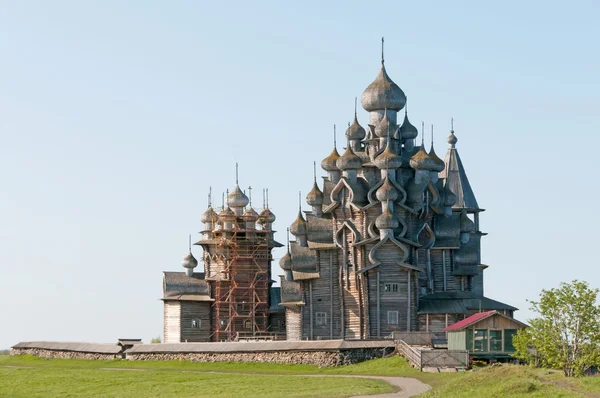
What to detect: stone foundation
<box><xmin>127</xmin><ymin>347</ymin><xmax>393</xmax><ymax>367</ymax></box>
<box><xmin>10</xmin><ymin>348</ymin><xmax>119</xmax><ymax>360</ymax></box>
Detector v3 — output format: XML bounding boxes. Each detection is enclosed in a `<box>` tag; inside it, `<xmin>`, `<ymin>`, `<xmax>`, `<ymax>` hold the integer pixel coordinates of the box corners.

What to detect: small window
<box><xmin>315</xmin><ymin>312</ymin><xmax>328</xmax><ymax>326</ymax></box>
<box><xmin>384</xmin><ymin>283</ymin><xmax>399</xmax><ymax>293</ymax></box>
<box><xmin>490</xmin><ymin>330</ymin><xmax>502</xmax><ymax>351</ymax></box>
<box><xmin>387</xmin><ymin>311</ymin><xmax>398</xmax><ymax>325</ymax></box>
<box><xmin>191</xmin><ymin>319</ymin><xmax>201</xmax><ymax>329</ymax></box>
<box><xmin>244</xmin><ymin>320</ymin><xmax>252</xmax><ymax>329</ymax></box>
<box><xmin>473</xmin><ymin>329</ymin><xmax>488</xmax><ymax>352</ymax></box>
<box><xmin>279</xmin><ymin>320</ymin><xmax>286</xmax><ymax>328</ymax></box>
<box><xmin>236</xmin><ymin>302</ymin><xmax>247</xmax><ymax>312</ymax></box>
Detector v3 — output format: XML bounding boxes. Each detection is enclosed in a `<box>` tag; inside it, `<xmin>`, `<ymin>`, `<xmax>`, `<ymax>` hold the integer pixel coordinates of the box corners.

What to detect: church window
<box><xmin>191</xmin><ymin>319</ymin><xmax>201</xmax><ymax>328</ymax></box>
<box><xmin>387</xmin><ymin>311</ymin><xmax>399</xmax><ymax>325</ymax></box>
<box><xmin>315</xmin><ymin>312</ymin><xmax>328</xmax><ymax>326</ymax></box>
<box><xmin>384</xmin><ymin>283</ymin><xmax>399</xmax><ymax>293</ymax></box>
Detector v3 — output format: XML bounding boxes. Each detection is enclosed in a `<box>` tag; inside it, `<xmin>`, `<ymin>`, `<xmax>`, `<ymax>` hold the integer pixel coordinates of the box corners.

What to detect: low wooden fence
<box><xmin>396</xmin><ymin>340</ymin><xmax>468</xmax><ymax>370</ymax></box>
<box><xmin>392</xmin><ymin>332</ymin><xmax>432</xmax><ymax>346</ymax></box>
<box><xmin>421</xmin><ymin>350</ymin><xmax>468</xmax><ymax>369</ymax></box>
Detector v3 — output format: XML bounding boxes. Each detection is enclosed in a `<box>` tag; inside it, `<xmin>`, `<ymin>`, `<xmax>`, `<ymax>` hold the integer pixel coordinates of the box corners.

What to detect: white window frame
<box><xmin>315</xmin><ymin>312</ymin><xmax>328</xmax><ymax>326</ymax></box>
<box><xmin>191</xmin><ymin>319</ymin><xmax>201</xmax><ymax>328</ymax></box>
<box><xmin>384</xmin><ymin>283</ymin><xmax>399</xmax><ymax>293</ymax></box>
<box><xmin>387</xmin><ymin>311</ymin><xmax>399</xmax><ymax>325</ymax></box>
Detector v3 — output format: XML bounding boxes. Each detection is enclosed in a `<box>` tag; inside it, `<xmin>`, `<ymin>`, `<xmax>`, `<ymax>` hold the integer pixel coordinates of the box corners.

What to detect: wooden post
<box><xmin>426</xmin><ymin>249</ymin><xmax>432</xmax><ymax>291</ymax></box>
<box><xmin>339</xmin><ymin>265</ymin><xmax>345</xmax><ymax>339</ymax></box>
<box><xmin>309</xmin><ymin>280</ymin><xmax>313</xmax><ymax>340</ymax></box>
<box><xmin>426</xmin><ymin>314</ymin><xmax>429</xmax><ymax>332</ymax></box>
<box><xmin>376</xmin><ymin>270</ymin><xmax>381</xmax><ymax>338</ymax></box>
<box><xmin>329</xmin><ymin>251</ymin><xmax>333</xmax><ymax>339</ymax></box>
<box><xmin>442</xmin><ymin>250</ymin><xmax>447</xmax><ymax>292</ymax></box>
<box><xmin>445</xmin><ymin>314</ymin><xmax>448</xmax><ymax>338</ymax></box>
<box><xmin>407</xmin><ymin>270</ymin><xmax>411</xmax><ymax>332</ymax></box>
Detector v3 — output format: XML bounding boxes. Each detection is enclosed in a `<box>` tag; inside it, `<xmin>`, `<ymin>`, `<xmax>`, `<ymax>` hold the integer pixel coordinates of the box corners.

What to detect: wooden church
<box><xmin>161</xmin><ymin>41</ymin><xmax>516</xmax><ymax>343</ymax></box>
<box><xmin>279</xmin><ymin>42</ymin><xmax>516</xmax><ymax>340</ymax></box>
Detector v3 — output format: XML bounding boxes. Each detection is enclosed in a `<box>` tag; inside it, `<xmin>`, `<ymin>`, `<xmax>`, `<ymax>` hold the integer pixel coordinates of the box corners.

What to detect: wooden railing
<box><xmin>396</xmin><ymin>340</ymin><xmax>469</xmax><ymax>371</ymax></box>
<box><xmin>396</xmin><ymin>340</ymin><xmax>422</xmax><ymax>369</ymax></box>
<box><xmin>392</xmin><ymin>332</ymin><xmax>433</xmax><ymax>346</ymax></box>
<box><xmin>234</xmin><ymin>332</ymin><xmax>286</xmax><ymax>342</ymax></box>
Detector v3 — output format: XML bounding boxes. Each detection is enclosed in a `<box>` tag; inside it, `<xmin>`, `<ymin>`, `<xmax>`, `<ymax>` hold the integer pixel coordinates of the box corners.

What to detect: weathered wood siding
<box><xmin>180</xmin><ymin>301</ymin><xmax>211</xmax><ymax>342</ymax></box>
<box><xmin>312</xmin><ymin>250</ymin><xmax>341</xmax><ymax>339</ymax></box>
<box><xmin>164</xmin><ymin>301</ymin><xmax>181</xmax><ymax>343</ymax></box>
<box><xmin>448</xmin><ymin>329</ymin><xmax>466</xmax><ymax>350</ymax></box>
<box><xmin>286</xmin><ymin>307</ymin><xmax>302</xmax><ymax>341</ymax></box>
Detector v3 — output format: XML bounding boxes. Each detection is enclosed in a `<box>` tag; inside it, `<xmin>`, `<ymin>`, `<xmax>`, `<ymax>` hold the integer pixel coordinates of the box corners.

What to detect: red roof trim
<box><xmin>443</xmin><ymin>310</ymin><xmax>496</xmax><ymax>331</ymax></box>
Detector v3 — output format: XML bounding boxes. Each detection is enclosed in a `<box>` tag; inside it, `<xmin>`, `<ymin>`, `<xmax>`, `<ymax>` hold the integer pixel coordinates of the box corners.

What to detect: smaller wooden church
<box><xmin>444</xmin><ymin>310</ymin><xmax>527</xmax><ymax>360</ymax></box>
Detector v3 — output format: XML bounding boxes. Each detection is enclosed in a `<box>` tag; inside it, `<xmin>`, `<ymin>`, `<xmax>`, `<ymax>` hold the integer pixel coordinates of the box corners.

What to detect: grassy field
<box><xmin>0</xmin><ymin>355</ymin><xmax>392</xmax><ymax>398</ymax></box>
<box><xmin>2</xmin><ymin>355</ymin><xmax>600</xmax><ymax>397</ymax></box>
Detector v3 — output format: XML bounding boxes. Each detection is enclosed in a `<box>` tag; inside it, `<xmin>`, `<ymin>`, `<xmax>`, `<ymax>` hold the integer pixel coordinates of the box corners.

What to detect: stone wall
<box><xmin>10</xmin><ymin>348</ymin><xmax>120</xmax><ymax>360</ymax></box>
<box><xmin>127</xmin><ymin>347</ymin><xmax>393</xmax><ymax>367</ymax></box>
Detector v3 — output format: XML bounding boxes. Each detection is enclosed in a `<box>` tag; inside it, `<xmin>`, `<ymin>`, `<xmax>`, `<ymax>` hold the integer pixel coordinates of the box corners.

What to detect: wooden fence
<box><xmin>396</xmin><ymin>340</ymin><xmax>469</xmax><ymax>370</ymax></box>
<box><xmin>396</xmin><ymin>340</ymin><xmax>422</xmax><ymax>369</ymax></box>
<box><xmin>421</xmin><ymin>350</ymin><xmax>468</xmax><ymax>369</ymax></box>
<box><xmin>392</xmin><ymin>332</ymin><xmax>433</xmax><ymax>346</ymax></box>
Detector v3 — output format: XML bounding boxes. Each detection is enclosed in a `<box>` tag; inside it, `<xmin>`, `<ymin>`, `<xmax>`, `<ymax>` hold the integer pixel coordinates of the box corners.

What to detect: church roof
<box><xmin>418</xmin><ymin>292</ymin><xmax>517</xmax><ymax>314</ymax></box>
<box><xmin>440</xmin><ymin>131</ymin><xmax>480</xmax><ymax>210</ymax></box>
<box><xmin>163</xmin><ymin>272</ymin><xmax>209</xmax><ymax>297</ymax></box>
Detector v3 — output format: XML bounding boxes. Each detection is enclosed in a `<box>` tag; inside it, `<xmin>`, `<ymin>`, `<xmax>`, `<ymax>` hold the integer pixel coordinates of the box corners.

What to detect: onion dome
<box><xmin>182</xmin><ymin>251</ymin><xmax>198</xmax><ymax>269</ymax></box>
<box><xmin>227</xmin><ymin>184</ymin><xmax>249</xmax><ymax>208</ymax></box>
<box><xmin>243</xmin><ymin>207</ymin><xmax>259</xmax><ymax>220</ymax></box>
<box><xmin>375</xmin><ymin>207</ymin><xmax>399</xmax><ymax>230</ymax></box>
<box><xmin>376</xmin><ymin>176</ymin><xmax>398</xmax><ymax>202</ymax></box>
<box><xmin>321</xmin><ymin>147</ymin><xmax>340</xmax><ymax>171</ymax></box>
<box><xmin>428</xmin><ymin>146</ymin><xmax>445</xmax><ymax>172</ymax></box>
<box><xmin>280</xmin><ymin>250</ymin><xmax>292</xmax><ymax>271</ymax></box>
<box><xmin>218</xmin><ymin>206</ymin><xmax>236</xmax><ymax>221</ymax></box>
<box><xmin>374</xmin><ymin>141</ymin><xmax>402</xmax><ymax>170</ymax></box>
<box><xmin>200</xmin><ymin>206</ymin><xmax>217</xmax><ymax>224</ymax></box>
<box><xmin>361</xmin><ymin>63</ymin><xmax>406</xmax><ymax>112</ymax></box>
<box><xmin>257</xmin><ymin>208</ymin><xmax>276</xmax><ymax>225</ymax></box>
<box><xmin>400</xmin><ymin>111</ymin><xmax>418</xmax><ymax>140</ymax></box>
<box><xmin>374</xmin><ymin>110</ymin><xmax>396</xmax><ymax>138</ymax></box>
<box><xmin>460</xmin><ymin>210</ymin><xmax>475</xmax><ymax>233</ymax></box>
<box><xmin>336</xmin><ymin>145</ymin><xmax>362</xmax><ymax>171</ymax></box>
<box><xmin>306</xmin><ymin>182</ymin><xmax>324</xmax><ymax>206</ymax></box>
<box><xmin>409</xmin><ymin>144</ymin><xmax>438</xmax><ymax>171</ymax></box>
<box><xmin>346</xmin><ymin>114</ymin><xmax>366</xmax><ymax>141</ymax></box>
<box><xmin>290</xmin><ymin>211</ymin><xmax>307</xmax><ymax>236</ymax></box>
<box><xmin>448</xmin><ymin>130</ymin><xmax>458</xmax><ymax>147</ymax></box>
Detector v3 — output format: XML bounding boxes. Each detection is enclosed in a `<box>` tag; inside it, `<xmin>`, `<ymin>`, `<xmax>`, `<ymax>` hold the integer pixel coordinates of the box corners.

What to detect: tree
<box><xmin>513</xmin><ymin>280</ymin><xmax>600</xmax><ymax>377</ymax></box>
<box><xmin>150</xmin><ymin>336</ymin><xmax>161</xmax><ymax>344</ymax></box>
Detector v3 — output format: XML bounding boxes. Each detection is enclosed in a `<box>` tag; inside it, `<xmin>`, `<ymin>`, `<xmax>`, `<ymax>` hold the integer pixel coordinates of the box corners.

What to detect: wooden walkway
<box><xmin>396</xmin><ymin>339</ymin><xmax>468</xmax><ymax>372</ymax></box>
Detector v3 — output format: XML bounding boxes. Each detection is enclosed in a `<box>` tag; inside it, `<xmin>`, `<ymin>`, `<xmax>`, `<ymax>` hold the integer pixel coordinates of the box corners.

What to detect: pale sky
<box><xmin>1</xmin><ymin>1</ymin><xmax>599</xmax><ymax>348</ymax></box>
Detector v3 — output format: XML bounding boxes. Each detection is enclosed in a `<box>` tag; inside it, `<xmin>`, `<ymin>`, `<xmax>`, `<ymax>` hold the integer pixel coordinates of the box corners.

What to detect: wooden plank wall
<box><xmin>164</xmin><ymin>301</ymin><xmax>181</xmax><ymax>343</ymax></box>
<box><xmin>285</xmin><ymin>307</ymin><xmax>302</xmax><ymax>341</ymax></box>
<box><xmin>180</xmin><ymin>301</ymin><xmax>211</xmax><ymax>342</ymax></box>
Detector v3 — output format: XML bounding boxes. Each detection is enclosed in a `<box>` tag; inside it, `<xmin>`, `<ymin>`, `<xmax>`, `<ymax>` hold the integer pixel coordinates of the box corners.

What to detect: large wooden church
<box><xmin>161</xmin><ymin>43</ymin><xmax>515</xmax><ymax>342</ymax></box>
<box><xmin>279</xmin><ymin>47</ymin><xmax>515</xmax><ymax>340</ymax></box>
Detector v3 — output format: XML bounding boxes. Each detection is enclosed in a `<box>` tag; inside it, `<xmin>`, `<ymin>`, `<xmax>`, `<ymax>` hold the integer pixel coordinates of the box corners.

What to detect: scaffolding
<box><xmin>210</xmin><ymin>219</ymin><xmax>272</xmax><ymax>342</ymax></box>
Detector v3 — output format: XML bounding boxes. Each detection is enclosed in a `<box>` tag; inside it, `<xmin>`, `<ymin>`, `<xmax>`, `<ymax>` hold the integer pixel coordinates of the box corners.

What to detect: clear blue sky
<box><xmin>1</xmin><ymin>1</ymin><xmax>599</xmax><ymax>348</ymax></box>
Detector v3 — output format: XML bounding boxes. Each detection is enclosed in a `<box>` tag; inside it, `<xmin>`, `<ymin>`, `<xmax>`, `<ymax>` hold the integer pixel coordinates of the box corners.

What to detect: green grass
<box><xmin>420</xmin><ymin>364</ymin><xmax>600</xmax><ymax>398</ymax></box>
<box><xmin>0</xmin><ymin>355</ymin><xmax>392</xmax><ymax>397</ymax></box>
<box><xmin>3</xmin><ymin>355</ymin><xmax>600</xmax><ymax>397</ymax></box>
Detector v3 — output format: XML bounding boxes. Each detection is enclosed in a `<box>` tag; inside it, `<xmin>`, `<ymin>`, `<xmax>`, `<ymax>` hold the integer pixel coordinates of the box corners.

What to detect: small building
<box><xmin>443</xmin><ymin>310</ymin><xmax>527</xmax><ymax>359</ymax></box>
